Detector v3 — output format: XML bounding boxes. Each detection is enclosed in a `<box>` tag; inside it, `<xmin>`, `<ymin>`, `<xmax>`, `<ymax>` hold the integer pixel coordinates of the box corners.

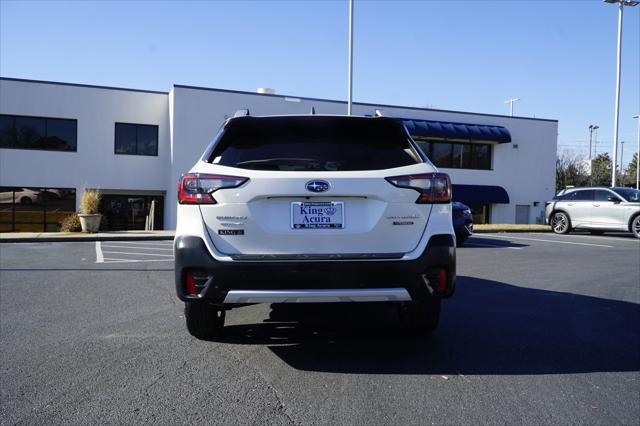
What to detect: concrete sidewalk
<box><xmin>0</xmin><ymin>230</ymin><xmax>175</xmax><ymax>243</ymax></box>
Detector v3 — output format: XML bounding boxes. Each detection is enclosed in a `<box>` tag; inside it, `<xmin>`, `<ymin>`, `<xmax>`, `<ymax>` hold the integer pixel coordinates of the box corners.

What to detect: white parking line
<box><xmin>480</xmin><ymin>234</ymin><xmax>613</xmax><ymax>248</ymax></box>
<box><xmin>101</xmin><ymin>244</ymin><xmax>173</xmax><ymax>251</ymax></box>
<box><xmin>95</xmin><ymin>241</ymin><xmax>104</xmax><ymax>263</ymax></box>
<box><xmin>464</xmin><ymin>242</ymin><xmax>523</xmax><ymax>250</ymax></box>
<box><xmin>99</xmin><ymin>258</ymin><xmax>174</xmax><ymax>263</ymax></box>
<box><xmin>101</xmin><ymin>251</ymin><xmax>174</xmax><ymax>257</ymax></box>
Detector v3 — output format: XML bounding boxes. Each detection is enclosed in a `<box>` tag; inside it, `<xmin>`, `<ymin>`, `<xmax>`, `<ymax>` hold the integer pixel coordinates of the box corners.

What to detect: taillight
<box><xmin>385</xmin><ymin>173</ymin><xmax>452</xmax><ymax>204</ymax></box>
<box><xmin>178</xmin><ymin>173</ymin><xmax>248</xmax><ymax>204</ymax></box>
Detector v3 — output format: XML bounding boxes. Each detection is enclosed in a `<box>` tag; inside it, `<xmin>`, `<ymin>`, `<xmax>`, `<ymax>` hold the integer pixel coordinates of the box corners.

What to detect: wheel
<box><xmin>185</xmin><ymin>302</ymin><xmax>225</xmax><ymax>339</ymax></box>
<box><xmin>398</xmin><ymin>297</ymin><xmax>441</xmax><ymax>335</ymax></box>
<box><xmin>551</xmin><ymin>211</ymin><xmax>571</xmax><ymax>234</ymax></box>
<box><xmin>19</xmin><ymin>197</ymin><xmax>32</xmax><ymax>205</ymax></box>
<box><xmin>632</xmin><ymin>215</ymin><xmax>640</xmax><ymax>239</ymax></box>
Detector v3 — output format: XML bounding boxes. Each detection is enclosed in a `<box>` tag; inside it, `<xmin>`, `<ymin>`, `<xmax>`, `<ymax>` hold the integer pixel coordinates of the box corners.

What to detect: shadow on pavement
<box><xmin>461</xmin><ymin>237</ymin><xmax>528</xmax><ymax>248</ymax></box>
<box><xmin>221</xmin><ymin>276</ymin><xmax>640</xmax><ymax>375</ymax></box>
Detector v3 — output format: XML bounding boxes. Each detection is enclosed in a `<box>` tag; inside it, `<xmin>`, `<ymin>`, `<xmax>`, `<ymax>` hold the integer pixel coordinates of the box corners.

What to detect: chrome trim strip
<box><xmin>223</xmin><ymin>288</ymin><xmax>412</xmax><ymax>304</ymax></box>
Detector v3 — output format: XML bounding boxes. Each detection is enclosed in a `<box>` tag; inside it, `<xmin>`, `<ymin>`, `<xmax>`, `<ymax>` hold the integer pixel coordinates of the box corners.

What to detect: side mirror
<box><xmin>607</xmin><ymin>196</ymin><xmax>620</xmax><ymax>203</ymax></box>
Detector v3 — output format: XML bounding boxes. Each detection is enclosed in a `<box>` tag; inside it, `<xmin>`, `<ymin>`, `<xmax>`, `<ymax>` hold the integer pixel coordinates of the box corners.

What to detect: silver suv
<box><xmin>545</xmin><ymin>187</ymin><xmax>640</xmax><ymax>238</ymax></box>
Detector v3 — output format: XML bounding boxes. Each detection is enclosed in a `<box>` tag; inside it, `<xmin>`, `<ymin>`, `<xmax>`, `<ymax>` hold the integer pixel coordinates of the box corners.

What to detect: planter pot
<box><xmin>78</xmin><ymin>213</ymin><xmax>101</xmax><ymax>233</ymax></box>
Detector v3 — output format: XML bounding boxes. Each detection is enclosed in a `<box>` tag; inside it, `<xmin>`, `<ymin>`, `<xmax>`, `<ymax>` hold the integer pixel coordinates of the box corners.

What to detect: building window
<box><xmin>415</xmin><ymin>139</ymin><xmax>492</xmax><ymax>170</ymax></box>
<box><xmin>115</xmin><ymin>123</ymin><xmax>158</xmax><ymax>156</ymax></box>
<box><xmin>0</xmin><ymin>187</ymin><xmax>76</xmax><ymax>232</ymax></box>
<box><xmin>0</xmin><ymin>114</ymin><xmax>77</xmax><ymax>152</ymax></box>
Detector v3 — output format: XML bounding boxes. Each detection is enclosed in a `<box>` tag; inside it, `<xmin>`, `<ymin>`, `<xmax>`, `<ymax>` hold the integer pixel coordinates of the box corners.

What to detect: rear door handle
<box><xmin>593</xmin><ymin>204</ymin><xmax>600</xmax><ymax>207</ymax></box>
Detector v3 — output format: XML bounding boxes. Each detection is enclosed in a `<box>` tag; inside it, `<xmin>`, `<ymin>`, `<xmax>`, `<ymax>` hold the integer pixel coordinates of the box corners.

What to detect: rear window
<box><xmin>207</xmin><ymin>117</ymin><xmax>421</xmax><ymax>171</ymax></box>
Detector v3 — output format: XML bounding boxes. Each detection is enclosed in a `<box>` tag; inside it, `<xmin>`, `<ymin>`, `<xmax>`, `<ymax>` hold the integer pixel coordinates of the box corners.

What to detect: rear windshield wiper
<box><xmin>235</xmin><ymin>158</ymin><xmax>318</xmax><ymax>166</ymax></box>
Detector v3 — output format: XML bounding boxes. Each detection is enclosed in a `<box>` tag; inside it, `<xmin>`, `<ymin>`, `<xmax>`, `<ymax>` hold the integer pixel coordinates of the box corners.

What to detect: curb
<box><xmin>0</xmin><ymin>235</ymin><xmax>174</xmax><ymax>243</ymax></box>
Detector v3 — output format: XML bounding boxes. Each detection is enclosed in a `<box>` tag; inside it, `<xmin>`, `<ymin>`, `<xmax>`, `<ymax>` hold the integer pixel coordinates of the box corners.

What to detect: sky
<box><xmin>1</xmin><ymin>0</ymin><xmax>639</xmax><ymax>165</ymax></box>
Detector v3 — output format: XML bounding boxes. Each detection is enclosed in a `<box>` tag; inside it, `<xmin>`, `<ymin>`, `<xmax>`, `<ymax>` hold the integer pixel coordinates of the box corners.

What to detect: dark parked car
<box><xmin>452</xmin><ymin>201</ymin><xmax>473</xmax><ymax>245</ymax></box>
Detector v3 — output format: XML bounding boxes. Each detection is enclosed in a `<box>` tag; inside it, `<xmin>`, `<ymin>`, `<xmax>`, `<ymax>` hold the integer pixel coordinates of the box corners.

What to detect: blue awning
<box><xmin>402</xmin><ymin>119</ymin><xmax>511</xmax><ymax>143</ymax></box>
<box><xmin>452</xmin><ymin>184</ymin><xmax>510</xmax><ymax>204</ymax></box>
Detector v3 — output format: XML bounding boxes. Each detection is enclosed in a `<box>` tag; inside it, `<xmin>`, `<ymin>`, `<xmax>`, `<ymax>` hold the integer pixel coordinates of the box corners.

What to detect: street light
<box><xmin>603</xmin><ymin>0</ymin><xmax>639</xmax><ymax>187</ymax></box>
<box><xmin>588</xmin><ymin>124</ymin><xmax>599</xmax><ymax>160</ymax></box>
<box><xmin>634</xmin><ymin>114</ymin><xmax>640</xmax><ymax>189</ymax></box>
<box><xmin>504</xmin><ymin>98</ymin><xmax>520</xmax><ymax>116</ymax></box>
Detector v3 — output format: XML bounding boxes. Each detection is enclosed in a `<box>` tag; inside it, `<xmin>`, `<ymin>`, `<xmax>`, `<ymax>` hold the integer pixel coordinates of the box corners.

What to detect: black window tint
<box><xmin>431</xmin><ymin>143</ymin><xmax>453</xmax><ymax>168</ymax></box>
<box><xmin>0</xmin><ymin>115</ymin><xmax>16</xmax><ymax>148</ymax></box>
<box><xmin>115</xmin><ymin>123</ymin><xmax>137</xmax><ymax>154</ymax></box>
<box><xmin>16</xmin><ymin>117</ymin><xmax>45</xmax><ymax>149</ymax></box>
<box><xmin>136</xmin><ymin>125</ymin><xmax>158</xmax><ymax>156</ymax></box>
<box><xmin>571</xmin><ymin>190</ymin><xmax>594</xmax><ymax>201</ymax></box>
<box><xmin>115</xmin><ymin>123</ymin><xmax>158</xmax><ymax>156</ymax></box>
<box><xmin>0</xmin><ymin>115</ymin><xmax>76</xmax><ymax>152</ymax></box>
<box><xmin>594</xmin><ymin>190</ymin><xmax>614</xmax><ymax>202</ymax></box>
<box><xmin>452</xmin><ymin>144</ymin><xmax>473</xmax><ymax>169</ymax></box>
<box><xmin>45</xmin><ymin>118</ymin><xmax>77</xmax><ymax>151</ymax></box>
<box><xmin>210</xmin><ymin>117</ymin><xmax>420</xmax><ymax>171</ymax></box>
<box><xmin>472</xmin><ymin>144</ymin><xmax>491</xmax><ymax>169</ymax></box>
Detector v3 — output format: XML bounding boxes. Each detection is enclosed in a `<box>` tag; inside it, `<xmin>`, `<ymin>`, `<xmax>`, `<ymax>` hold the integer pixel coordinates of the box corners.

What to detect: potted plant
<box><xmin>78</xmin><ymin>188</ymin><xmax>102</xmax><ymax>233</ymax></box>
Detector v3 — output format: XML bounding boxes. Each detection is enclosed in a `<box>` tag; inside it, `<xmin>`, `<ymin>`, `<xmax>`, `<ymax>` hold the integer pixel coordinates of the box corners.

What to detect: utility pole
<box><xmin>504</xmin><ymin>98</ymin><xmax>520</xmax><ymax>117</ymax></box>
<box><xmin>634</xmin><ymin>114</ymin><xmax>639</xmax><ymax>189</ymax></box>
<box><xmin>604</xmin><ymin>0</ymin><xmax>639</xmax><ymax>186</ymax></box>
<box><xmin>588</xmin><ymin>124</ymin><xmax>599</xmax><ymax>160</ymax></box>
<box><xmin>347</xmin><ymin>0</ymin><xmax>354</xmax><ymax>116</ymax></box>
<box><xmin>620</xmin><ymin>140</ymin><xmax>625</xmax><ymax>178</ymax></box>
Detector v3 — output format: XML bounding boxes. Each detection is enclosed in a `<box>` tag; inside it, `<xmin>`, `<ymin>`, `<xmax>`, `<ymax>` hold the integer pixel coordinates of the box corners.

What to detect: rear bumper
<box><xmin>174</xmin><ymin>234</ymin><xmax>456</xmax><ymax>305</ymax></box>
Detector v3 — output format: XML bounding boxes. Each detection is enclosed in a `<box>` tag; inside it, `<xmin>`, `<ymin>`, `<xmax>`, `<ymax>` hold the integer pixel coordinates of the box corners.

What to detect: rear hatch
<box><xmin>192</xmin><ymin>116</ymin><xmax>437</xmax><ymax>256</ymax></box>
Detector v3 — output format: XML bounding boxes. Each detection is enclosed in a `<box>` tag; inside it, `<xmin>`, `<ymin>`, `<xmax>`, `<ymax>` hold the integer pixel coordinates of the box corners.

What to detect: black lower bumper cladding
<box><xmin>174</xmin><ymin>234</ymin><xmax>456</xmax><ymax>304</ymax></box>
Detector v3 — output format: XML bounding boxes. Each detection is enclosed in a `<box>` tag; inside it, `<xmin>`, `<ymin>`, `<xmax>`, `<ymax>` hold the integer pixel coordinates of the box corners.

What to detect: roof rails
<box><xmin>233</xmin><ymin>109</ymin><xmax>250</xmax><ymax>118</ymax></box>
<box><xmin>310</xmin><ymin>106</ymin><xmax>316</xmax><ymax>115</ymax></box>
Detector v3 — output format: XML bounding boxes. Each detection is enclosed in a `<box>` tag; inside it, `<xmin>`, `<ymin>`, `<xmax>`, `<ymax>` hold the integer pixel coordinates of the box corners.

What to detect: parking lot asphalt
<box><xmin>1</xmin><ymin>233</ymin><xmax>639</xmax><ymax>425</ymax></box>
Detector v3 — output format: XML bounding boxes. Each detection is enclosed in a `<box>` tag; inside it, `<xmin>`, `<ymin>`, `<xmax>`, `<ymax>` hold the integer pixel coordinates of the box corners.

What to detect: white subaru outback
<box><xmin>174</xmin><ymin>114</ymin><xmax>456</xmax><ymax>339</ymax></box>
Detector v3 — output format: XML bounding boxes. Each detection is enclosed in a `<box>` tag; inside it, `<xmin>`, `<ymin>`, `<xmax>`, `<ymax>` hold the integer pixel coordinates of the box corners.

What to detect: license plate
<box><xmin>291</xmin><ymin>201</ymin><xmax>344</xmax><ymax>229</ymax></box>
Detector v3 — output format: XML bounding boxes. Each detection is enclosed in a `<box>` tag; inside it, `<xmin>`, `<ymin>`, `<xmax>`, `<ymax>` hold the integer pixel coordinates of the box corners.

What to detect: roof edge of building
<box><xmin>174</xmin><ymin>84</ymin><xmax>558</xmax><ymax>123</ymax></box>
<box><xmin>0</xmin><ymin>77</ymin><xmax>558</xmax><ymax>123</ymax></box>
<box><xmin>0</xmin><ymin>76</ymin><xmax>169</xmax><ymax>95</ymax></box>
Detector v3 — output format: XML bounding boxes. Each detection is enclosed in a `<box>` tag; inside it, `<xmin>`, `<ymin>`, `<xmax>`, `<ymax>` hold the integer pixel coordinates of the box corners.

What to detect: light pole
<box><xmin>588</xmin><ymin>124</ymin><xmax>599</xmax><ymax>160</ymax></box>
<box><xmin>504</xmin><ymin>98</ymin><xmax>520</xmax><ymax>116</ymax></box>
<box><xmin>604</xmin><ymin>0</ymin><xmax>639</xmax><ymax>187</ymax></box>
<box><xmin>347</xmin><ymin>0</ymin><xmax>354</xmax><ymax>115</ymax></box>
<box><xmin>634</xmin><ymin>114</ymin><xmax>640</xmax><ymax>189</ymax></box>
<box><xmin>620</xmin><ymin>140</ymin><xmax>625</xmax><ymax>177</ymax></box>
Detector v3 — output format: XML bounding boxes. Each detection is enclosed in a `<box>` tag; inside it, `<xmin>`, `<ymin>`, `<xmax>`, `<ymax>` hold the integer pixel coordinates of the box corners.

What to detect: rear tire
<box><xmin>399</xmin><ymin>297</ymin><xmax>441</xmax><ymax>335</ymax></box>
<box><xmin>185</xmin><ymin>302</ymin><xmax>225</xmax><ymax>339</ymax></box>
<box><xmin>551</xmin><ymin>211</ymin><xmax>571</xmax><ymax>234</ymax></box>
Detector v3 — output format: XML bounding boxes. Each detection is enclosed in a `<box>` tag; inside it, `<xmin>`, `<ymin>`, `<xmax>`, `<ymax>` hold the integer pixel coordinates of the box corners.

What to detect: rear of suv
<box><xmin>174</xmin><ymin>115</ymin><xmax>456</xmax><ymax>339</ymax></box>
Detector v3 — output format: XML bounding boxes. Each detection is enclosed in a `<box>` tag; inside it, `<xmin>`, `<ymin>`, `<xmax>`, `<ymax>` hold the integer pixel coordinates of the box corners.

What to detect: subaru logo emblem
<box><xmin>305</xmin><ymin>180</ymin><xmax>330</xmax><ymax>193</ymax></box>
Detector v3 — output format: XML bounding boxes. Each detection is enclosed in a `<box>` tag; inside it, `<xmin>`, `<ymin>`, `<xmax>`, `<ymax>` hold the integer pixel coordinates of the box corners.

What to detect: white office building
<box><xmin>0</xmin><ymin>77</ymin><xmax>557</xmax><ymax>232</ymax></box>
